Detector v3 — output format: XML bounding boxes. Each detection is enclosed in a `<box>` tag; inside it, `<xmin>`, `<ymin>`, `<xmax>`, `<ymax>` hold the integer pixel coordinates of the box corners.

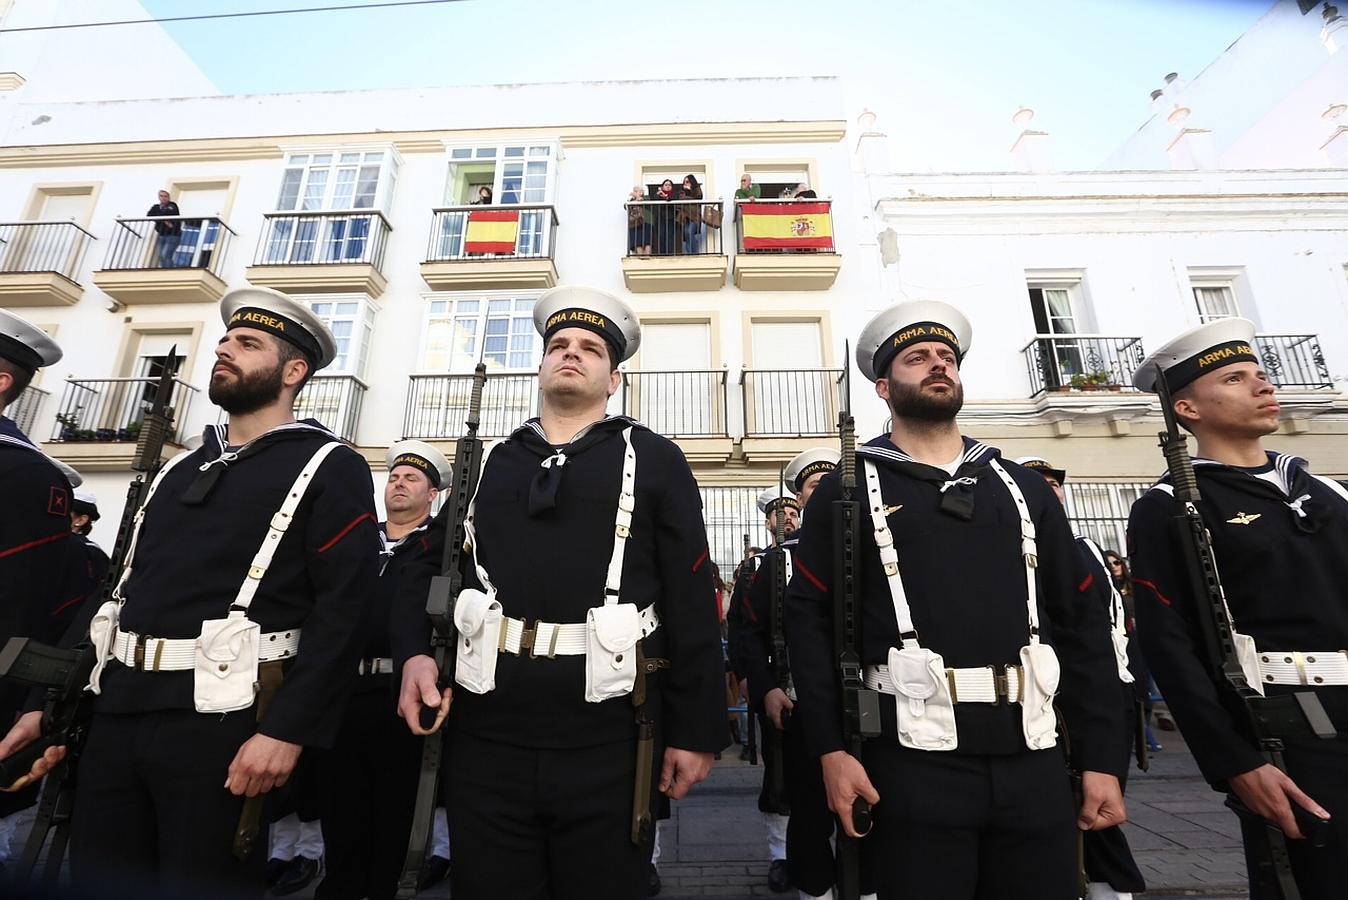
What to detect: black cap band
<box><xmin>793</xmin><ymin>460</ymin><xmax>837</xmax><ymax>491</ymax></box>
<box><xmin>1164</xmin><ymin>340</ymin><xmax>1258</xmax><ymax>392</ymax></box>
<box><xmin>227</xmin><ymin>307</ymin><xmax>322</xmax><ymax>366</ymax></box>
<box><xmin>0</xmin><ymin>333</ymin><xmax>43</xmax><ymax>373</ymax></box>
<box><xmin>873</xmin><ymin>321</ymin><xmax>962</xmax><ymax>381</ymax></box>
<box><xmin>764</xmin><ymin>497</ymin><xmax>801</xmax><ymax>514</ymax></box>
<box><xmin>542</xmin><ymin>307</ymin><xmax>626</xmax><ymax>359</ymax></box>
<box><xmin>391</xmin><ymin>453</ymin><xmax>441</xmax><ymax>487</ymax></box>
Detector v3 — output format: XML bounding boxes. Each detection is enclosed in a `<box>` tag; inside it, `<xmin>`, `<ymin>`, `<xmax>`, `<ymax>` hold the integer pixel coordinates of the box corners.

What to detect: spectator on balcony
<box><xmin>735</xmin><ymin>174</ymin><xmax>761</xmax><ymax>202</ymax></box>
<box><xmin>470</xmin><ymin>186</ymin><xmax>493</xmax><ymax>206</ymax></box>
<box><xmin>793</xmin><ymin>183</ymin><xmax>818</xmax><ymax>200</ymax></box>
<box><xmin>652</xmin><ymin>179</ymin><xmax>678</xmax><ymax>256</ymax></box>
<box><xmin>626</xmin><ymin>186</ymin><xmax>652</xmax><ymax>257</ymax></box>
<box><xmin>147</xmin><ymin>189</ymin><xmax>182</xmax><ymax>268</ymax></box>
<box><xmin>676</xmin><ymin>174</ymin><xmax>705</xmax><ymax>255</ymax></box>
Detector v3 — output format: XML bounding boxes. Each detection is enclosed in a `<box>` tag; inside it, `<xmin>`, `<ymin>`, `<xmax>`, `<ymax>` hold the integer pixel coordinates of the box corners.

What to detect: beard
<box><xmin>209</xmin><ymin>359</ymin><xmax>286</xmax><ymax>415</ymax></box>
<box><xmin>885</xmin><ymin>373</ymin><xmax>964</xmax><ymax>422</ymax></box>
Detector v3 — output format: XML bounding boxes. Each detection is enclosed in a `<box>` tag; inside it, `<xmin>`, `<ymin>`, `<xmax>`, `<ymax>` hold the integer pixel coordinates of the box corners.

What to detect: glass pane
<box><xmin>451</xmin><ymin>148</ymin><xmax>472</xmax><ymax>159</ymax></box>
<box><xmin>456</xmin><ymin>299</ymin><xmax>480</xmax><ymax>313</ymax></box>
<box><xmin>276</xmin><ymin>169</ymin><xmax>303</xmax><ymax>210</ymax></box>
<box><xmin>476</xmin><ymin>147</ymin><xmax>496</xmax><ymax>158</ymax></box>
<box><xmin>288</xmin><ymin>154</ymin><xmax>309</xmax><ymax>165</ymax></box>
<box><xmin>515</xmin><ymin>298</ymin><xmax>535</xmax><ymax>312</ymax></box>
<box><xmin>311</xmin><ymin>154</ymin><xmax>332</xmax><ymax>165</ymax></box>
<box><xmin>354</xmin><ymin>166</ymin><xmax>380</xmax><ymax>208</ymax></box>
<box><xmin>301</xmin><ymin>170</ymin><xmax>328</xmax><ymax>211</ymax></box>
<box><xmin>331</xmin><ymin>168</ymin><xmax>357</xmax><ymax>209</ymax></box>
<box><xmin>364</xmin><ymin>152</ymin><xmax>383</xmax><ymax>162</ymax></box>
<box><xmin>486</xmin><ymin>318</ymin><xmax>508</xmax><ymax>335</ymax></box>
<box><xmin>529</xmin><ymin>146</ymin><xmax>550</xmax><ymax>156</ymax></box>
<box><xmin>526</xmin><ymin>161</ymin><xmax>546</xmax><ymax>174</ymax></box>
<box><xmin>339</xmin><ymin>152</ymin><xmax>361</xmax><ymax>164</ymax></box>
<box><xmin>488</xmin><ymin>299</ymin><xmax>510</xmax><ymax>313</ymax></box>
<box><xmin>311</xmin><ymin>302</ymin><xmax>332</xmax><ymax>316</ymax></box>
<box><xmin>429</xmin><ymin>300</ymin><xmax>448</xmax><ymax>315</ymax></box>
<box><xmin>332</xmin><ymin>321</ymin><xmax>352</xmax><ymax>337</ymax></box>
<box><xmin>504</xmin><ymin>146</ymin><xmax>525</xmax><ymax>157</ymax></box>
<box><xmin>337</xmin><ymin>302</ymin><xmax>358</xmax><ymax>315</ymax></box>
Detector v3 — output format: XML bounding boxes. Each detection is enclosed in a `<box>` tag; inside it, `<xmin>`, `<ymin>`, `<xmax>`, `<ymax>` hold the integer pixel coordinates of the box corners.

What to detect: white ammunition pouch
<box><xmin>1233</xmin><ymin>630</ymin><xmax>1265</xmax><ymax>697</ymax></box>
<box><xmin>453</xmin><ymin>587</ymin><xmax>503</xmax><ymax>695</ymax></box>
<box><xmin>1110</xmin><ymin>629</ymin><xmax>1134</xmax><ymax>685</ymax></box>
<box><xmin>1019</xmin><ymin>642</ymin><xmax>1061</xmax><ymax>749</ymax></box>
<box><xmin>193</xmin><ymin>615</ymin><xmax>262</xmax><ymax>713</ymax></box>
<box><xmin>887</xmin><ymin>645</ymin><xmax>957</xmax><ymax>751</ymax></box>
<box><xmin>585</xmin><ymin>602</ymin><xmax>642</xmax><ymax>702</ymax></box>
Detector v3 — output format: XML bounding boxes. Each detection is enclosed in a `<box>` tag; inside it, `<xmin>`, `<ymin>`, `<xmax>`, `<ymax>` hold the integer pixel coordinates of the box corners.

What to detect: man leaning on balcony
<box><xmin>148</xmin><ymin>189</ymin><xmax>182</xmax><ymax>268</ymax></box>
<box><xmin>396</xmin><ymin>284</ymin><xmax>727</xmax><ymax>900</ymax></box>
<box><xmin>0</xmin><ymin>287</ymin><xmax>381</xmax><ymax>896</ymax></box>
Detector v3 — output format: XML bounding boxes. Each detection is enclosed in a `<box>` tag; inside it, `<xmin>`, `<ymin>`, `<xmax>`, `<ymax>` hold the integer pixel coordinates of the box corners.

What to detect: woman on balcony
<box><xmin>676</xmin><ymin>174</ymin><xmax>704</xmax><ymax>255</ymax></box>
<box><xmin>626</xmin><ymin>186</ymin><xmax>652</xmax><ymax>256</ymax></box>
<box><xmin>652</xmin><ymin>179</ymin><xmax>678</xmax><ymax>256</ymax></box>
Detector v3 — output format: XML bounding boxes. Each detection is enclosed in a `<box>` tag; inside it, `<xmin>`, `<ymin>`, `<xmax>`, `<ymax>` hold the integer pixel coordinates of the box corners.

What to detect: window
<box><xmin>422</xmin><ymin>296</ymin><xmax>540</xmax><ymax>372</ymax></box>
<box><xmin>1025</xmin><ymin>275</ymin><xmax>1097</xmax><ymax>390</ymax></box>
<box><xmin>746</xmin><ymin>319</ymin><xmax>834</xmax><ymax>436</ymax></box>
<box><xmin>633</xmin><ymin>322</ymin><xmax>714</xmax><ymax>435</ymax></box>
<box><xmin>309</xmin><ymin>298</ymin><xmax>376</xmax><ymax>377</ymax></box>
<box><xmin>444</xmin><ymin>144</ymin><xmax>555</xmax><ymax>205</ymax></box>
<box><xmin>1193</xmin><ymin>285</ymin><xmax>1239</xmax><ymax>322</ymax></box>
<box><xmin>276</xmin><ymin>151</ymin><xmax>393</xmax><ymax>212</ymax></box>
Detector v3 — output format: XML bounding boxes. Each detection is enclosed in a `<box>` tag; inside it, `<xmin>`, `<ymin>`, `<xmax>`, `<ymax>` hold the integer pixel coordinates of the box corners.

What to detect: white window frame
<box><xmin>274</xmin><ymin>148</ymin><xmax>399</xmax><ymax>213</ymax></box>
<box><xmin>1187</xmin><ymin>266</ymin><xmax>1258</xmax><ymax>327</ymax></box>
<box><xmin>418</xmin><ymin>292</ymin><xmax>543</xmax><ymax>374</ymax></box>
<box><xmin>307</xmin><ymin>295</ymin><xmax>377</xmax><ymax>378</ymax></box>
<box><xmin>1025</xmin><ymin>271</ymin><xmax>1097</xmax><ymax>388</ymax></box>
<box><xmin>442</xmin><ymin>142</ymin><xmax>559</xmax><ymax>206</ymax></box>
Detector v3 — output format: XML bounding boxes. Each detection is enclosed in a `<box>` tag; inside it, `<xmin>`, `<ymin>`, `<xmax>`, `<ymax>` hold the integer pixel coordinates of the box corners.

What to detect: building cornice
<box><xmin>0</xmin><ymin>120</ymin><xmax>847</xmax><ymax>169</ymax></box>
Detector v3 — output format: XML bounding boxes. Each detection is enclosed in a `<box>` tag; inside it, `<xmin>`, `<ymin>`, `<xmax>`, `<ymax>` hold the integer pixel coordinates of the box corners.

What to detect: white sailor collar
<box><xmin>856</xmin><ymin>434</ymin><xmax>1000</xmax><ymax>469</ymax></box>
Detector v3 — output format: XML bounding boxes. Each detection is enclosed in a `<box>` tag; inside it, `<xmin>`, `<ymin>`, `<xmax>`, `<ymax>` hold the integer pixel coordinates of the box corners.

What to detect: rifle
<box><xmin>763</xmin><ymin>468</ymin><xmax>790</xmax><ymax>809</ymax></box>
<box><xmin>396</xmin><ymin>359</ymin><xmax>489</xmax><ymax>898</ymax></box>
<box><xmin>631</xmin><ymin>645</ymin><xmax>668</xmax><ymax>845</ymax></box>
<box><xmin>833</xmin><ymin>343</ymin><xmax>880</xmax><ymax>900</ymax></box>
<box><xmin>1154</xmin><ymin>375</ymin><xmax>1334</xmax><ymax>900</ymax></box>
<box><xmin>0</xmin><ymin>348</ymin><xmax>179</xmax><ymax>885</ymax></box>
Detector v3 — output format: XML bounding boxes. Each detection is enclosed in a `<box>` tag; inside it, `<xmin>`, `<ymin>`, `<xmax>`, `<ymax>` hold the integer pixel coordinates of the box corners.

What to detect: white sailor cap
<box><xmin>1134</xmin><ymin>318</ymin><xmax>1258</xmax><ymax>394</ymax></box>
<box><xmin>0</xmin><ymin>309</ymin><xmax>61</xmax><ymax>373</ymax></box>
<box><xmin>386</xmin><ymin>439</ymin><xmax>452</xmax><ymax>488</ymax></box>
<box><xmin>53</xmin><ymin>458</ymin><xmax>82</xmax><ymax>489</ymax></box>
<box><xmin>72</xmin><ymin>488</ymin><xmax>99</xmax><ymax>519</ymax></box>
<box><xmin>784</xmin><ymin>447</ymin><xmax>841</xmax><ymax>493</ymax></box>
<box><xmin>220</xmin><ymin>287</ymin><xmax>338</xmax><ymax>371</ymax></box>
<box><xmin>1014</xmin><ymin>456</ymin><xmax>1067</xmax><ymax>485</ymax></box>
<box><xmin>534</xmin><ymin>285</ymin><xmax>641</xmax><ymax>363</ymax></box>
<box><xmin>855</xmin><ymin>300</ymin><xmax>972</xmax><ymax>383</ymax></box>
<box><xmin>757</xmin><ymin>486</ymin><xmax>801</xmax><ymax>516</ymax></box>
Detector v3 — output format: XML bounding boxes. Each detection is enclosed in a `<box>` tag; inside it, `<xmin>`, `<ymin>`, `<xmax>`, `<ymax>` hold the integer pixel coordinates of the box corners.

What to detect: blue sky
<box><xmin>142</xmin><ymin>0</ymin><xmax>1274</xmax><ymax>170</ymax></box>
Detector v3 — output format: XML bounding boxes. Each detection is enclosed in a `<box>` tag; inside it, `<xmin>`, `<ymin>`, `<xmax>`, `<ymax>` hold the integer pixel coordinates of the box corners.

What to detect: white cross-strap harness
<box><xmin>96</xmin><ymin>441</ymin><xmax>341</xmax><ymax>677</ymax></box>
<box><xmin>861</xmin><ymin>457</ymin><xmax>1061</xmax><ymax>751</ymax></box>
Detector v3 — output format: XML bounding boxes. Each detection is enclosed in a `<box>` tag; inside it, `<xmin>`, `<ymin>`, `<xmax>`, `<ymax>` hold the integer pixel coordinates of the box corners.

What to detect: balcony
<box><xmin>731</xmin><ymin>199</ymin><xmax>841</xmax><ymax>291</ymax></box>
<box><xmin>245</xmin><ymin>211</ymin><xmax>391</xmax><ymax>298</ymax></box>
<box><xmin>618</xmin><ymin>369</ymin><xmax>733</xmax><ymax>463</ymax></box>
<box><xmin>0</xmin><ymin>221</ymin><xmax>95</xmax><ymax>307</ymax></box>
<box><xmin>10</xmin><ymin>384</ymin><xmax>49</xmax><ymax>435</ymax></box>
<box><xmin>93</xmin><ymin>216</ymin><xmax>235</xmax><ymax>305</ymax></box>
<box><xmin>740</xmin><ymin>368</ymin><xmax>843</xmax><ymax>462</ymax></box>
<box><xmin>294</xmin><ymin>374</ymin><xmax>366</xmax><ymax>443</ymax></box>
<box><xmin>620</xmin><ymin>200</ymin><xmax>728</xmax><ymax>293</ymax></box>
<box><xmin>1023</xmin><ymin>335</ymin><xmax>1146</xmax><ymax>397</ymax></box>
<box><xmin>47</xmin><ymin>375</ymin><xmax>198</xmax><ymax>469</ymax></box>
<box><xmin>404</xmin><ymin>372</ymin><xmax>539</xmax><ymax>441</ymax></box>
<box><xmin>1254</xmin><ymin>334</ymin><xmax>1334</xmax><ymax>390</ymax></box>
<box><xmin>420</xmin><ymin>205</ymin><xmax>558</xmax><ymax>292</ymax></box>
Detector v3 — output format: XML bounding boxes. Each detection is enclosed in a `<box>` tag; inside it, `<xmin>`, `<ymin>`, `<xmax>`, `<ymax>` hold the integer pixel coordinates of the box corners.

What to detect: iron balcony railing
<box><xmin>294</xmin><ymin>374</ymin><xmax>366</xmax><ymax>443</ymax></box>
<box><xmin>50</xmin><ymin>376</ymin><xmax>198</xmax><ymax>445</ymax></box>
<box><xmin>10</xmin><ymin>385</ymin><xmax>49</xmax><ymax>435</ymax></box>
<box><xmin>624</xmin><ymin>199</ymin><xmax>725</xmax><ymax>257</ymax></box>
<box><xmin>619</xmin><ymin>370</ymin><xmax>729</xmax><ymax>438</ymax></box>
<box><xmin>102</xmin><ymin>216</ymin><xmax>236</xmax><ymax>275</ymax></box>
<box><xmin>0</xmin><ymin>221</ymin><xmax>96</xmax><ymax>279</ymax></box>
<box><xmin>734</xmin><ymin>197</ymin><xmax>835</xmax><ymax>253</ymax></box>
<box><xmin>426</xmin><ymin>204</ymin><xmax>558</xmax><ymax>261</ymax></box>
<box><xmin>253</xmin><ymin>210</ymin><xmax>391</xmax><ymax>269</ymax></box>
<box><xmin>404</xmin><ymin>372</ymin><xmax>539</xmax><ymax>440</ymax></box>
<box><xmin>1253</xmin><ymin>334</ymin><xmax>1334</xmax><ymax>390</ymax></box>
<box><xmin>1022</xmin><ymin>335</ymin><xmax>1146</xmax><ymax>396</ymax></box>
<box><xmin>741</xmin><ymin>368</ymin><xmax>844</xmax><ymax>438</ymax></box>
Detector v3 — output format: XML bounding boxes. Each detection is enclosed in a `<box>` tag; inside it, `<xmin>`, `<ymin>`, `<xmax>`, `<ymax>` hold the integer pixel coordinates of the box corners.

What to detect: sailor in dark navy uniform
<box><xmin>1018</xmin><ymin>456</ymin><xmax>1146</xmax><ymax>900</ymax></box>
<box><xmin>396</xmin><ymin>285</ymin><xmax>726</xmax><ymax>900</ymax></box>
<box><xmin>0</xmin><ymin>287</ymin><xmax>381</xmax><ymax>895</ymax></box>
<box><xmin>1127</xmin><ymin>317</ymin><xmax>1348</xmax><ymax>899</ymax></box>
<box><xmin>49</xmin><ymin>487</ymin><xmax>112</xmax><ymax>642</ymax></box>
<box><xmin>316</xmin><ymin>440</ymin><xmax>450</xmax><ymax>900</ymax></box>
<box><xmin>785</xmin><ymin>300</ymin><xmax>1128</xmax><ymax>900</ymax></box>
<box><xmin>731</xmin><ymin>486</ymin><xmax>801</xmax><ymax>893</ymax></box>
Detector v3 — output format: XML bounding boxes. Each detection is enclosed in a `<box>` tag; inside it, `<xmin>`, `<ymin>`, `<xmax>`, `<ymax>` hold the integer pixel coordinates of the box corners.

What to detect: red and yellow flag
<box><xmin>740</xmin><ymin>201</ymin><xmax>834</xmax><ymax>250</ymax></box>
<box><xmin>464</xmin><ymin>210</ymin><xmax>519</xmax><ymax>255</ymax></box>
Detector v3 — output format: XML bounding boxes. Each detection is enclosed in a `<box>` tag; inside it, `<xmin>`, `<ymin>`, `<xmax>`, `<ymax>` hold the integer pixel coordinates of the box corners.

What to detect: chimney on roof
<box><xmin>1010</xmin><ymin>107</ymin><xmax>1054</xmax><ymax>173</ymax></box>
<box><xmin>1151</xmin><ymin>72</ymin><xmax>1186</xmax><ymax>113</ymax></box>
<box><xmin>1322</xmin><ymin>102</ymin><xmax>1348</xmax><ymax>164</ymax></box>
<box><xmin>854</xmin><ymin>108</ymin><xmax>891</xmax><ymax>174</ymax></box>
<box><xmin>1324</xmin><ymin>4</ymin><xmax>1346</xmax><ymax>54</ymax></box>
<box><xmin>1165</xmin><ymin>105</ymin><xmax>1216</xmax><ymax>170</ymax></box>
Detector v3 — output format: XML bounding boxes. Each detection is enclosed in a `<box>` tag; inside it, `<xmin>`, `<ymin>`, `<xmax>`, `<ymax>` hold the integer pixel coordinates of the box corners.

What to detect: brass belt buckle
<box><xmin>518</xmin><ymin>621</ymin><xmax>537</xmax><ymax>658</ymax></box>
<box><xmin>994</xmin><ymin>668</ymin><xmax>1010</xmax><ymax>705</ymax></box>
<box><xmin>133</xmin><ymin>634</ymin><xmax>148</xmax><ymax>671</ymax></box>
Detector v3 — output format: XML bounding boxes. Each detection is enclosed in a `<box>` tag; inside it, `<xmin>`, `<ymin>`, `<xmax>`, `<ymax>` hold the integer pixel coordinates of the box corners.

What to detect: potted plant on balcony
<box><xmin>1087</xmin><ymin>369</ymin><xmax>1121</xmax><ymax>392</ymax></box>
<box><xmin>1069</xmin><ymin>373</ymin><xmax>1095</xmax><ymax>392</ymax></box>
<box><xmin>55</xmin><ymin>412</ymin><xmax>82</xmax><ymax>442</ymax></box>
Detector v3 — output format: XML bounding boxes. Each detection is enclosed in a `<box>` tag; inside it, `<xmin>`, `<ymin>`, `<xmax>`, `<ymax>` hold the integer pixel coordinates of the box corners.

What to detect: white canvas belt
<box><xmin>357</xmin><ymin>657</ymin><xmax>395</xmax><ymax>675</ymax></box>
<box><xmin>1257</xmin><ymin>650</ymin><xmax>1348</xmax><ymax>687</ymax></box>
<box><xmin>111</xmin><ymin>627</ymin><xmax>301</xmax><ymax>671</ymax></box>
<box><xmin>865</xmin><ymin>663</ymin><xmax>1024</xmax><ymax>705</ymax></box>
<box><xmin>498</xmin><ymin>603</ymin><xmax>660</xmax><ymax>658</ymax></box>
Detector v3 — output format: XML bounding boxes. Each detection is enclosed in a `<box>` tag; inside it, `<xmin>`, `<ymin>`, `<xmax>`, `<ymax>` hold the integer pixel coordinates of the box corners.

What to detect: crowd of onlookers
<box><xmin>626</xmin><ymin>173</ymin><xmax>817</xmax><ymax>256</ymax></box>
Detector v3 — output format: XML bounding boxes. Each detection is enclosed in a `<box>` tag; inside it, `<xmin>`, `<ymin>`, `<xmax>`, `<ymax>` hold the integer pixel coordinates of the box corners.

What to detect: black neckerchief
<box><xmin>179</xmin><ymin>419</ymin><xmax>335</xmax><ymax>505</ymax></box>
<box><xmin>856</xmin><ymin>435</ymin><xmax>1001</xmax><ymax>521</ymax></box>
<box><xmin>511</xmin><ymin>416</ymin><xmax>641</xmax><ymax>517</ymax></box>
<box><xmin>1185</xmin><ymin>452</ymin><xmax>1328</xmax><ymax>534</ymax></box>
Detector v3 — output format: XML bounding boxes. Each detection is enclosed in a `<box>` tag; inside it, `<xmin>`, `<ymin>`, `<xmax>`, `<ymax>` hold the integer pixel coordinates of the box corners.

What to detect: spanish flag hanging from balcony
<box><xmin>464</xmin><ymin>209</ymin><xmax>519</xmax><ymax>255</ymax></box>
<box><xmin>739</xmin><ymin>201</ymin><xmax>834</xmax><ymax>251</ymax></box>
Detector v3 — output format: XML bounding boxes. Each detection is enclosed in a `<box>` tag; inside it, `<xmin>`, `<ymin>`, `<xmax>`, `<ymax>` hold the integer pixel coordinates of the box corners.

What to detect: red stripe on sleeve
<box><xmin>795</xmin><ymin>558</ymin><xmax>827</xmax><ymax>593</ymax></box>
<box><xmin>691</xmin><ymin>547</ymin><xmax>709</xmax><ymax>573</ymax></box>
<box><xmin>1077</xmin><ymin>573</ymin><xmax>1094</xmax><ymax>593</ymax></box>
<box><xmin>317</xmin><ymin>512</ymin><xmax>376</xmax><ymax>554</ymax></box>
<box><xmin>1132</xmin><ymin>578</ymin><xmax>1172</xmax><ymax>607</ymax></box>
<box><xmin>0</xmin><ymin>530</ymin><xmax>70</xmax><ymax>560</ymax></box>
